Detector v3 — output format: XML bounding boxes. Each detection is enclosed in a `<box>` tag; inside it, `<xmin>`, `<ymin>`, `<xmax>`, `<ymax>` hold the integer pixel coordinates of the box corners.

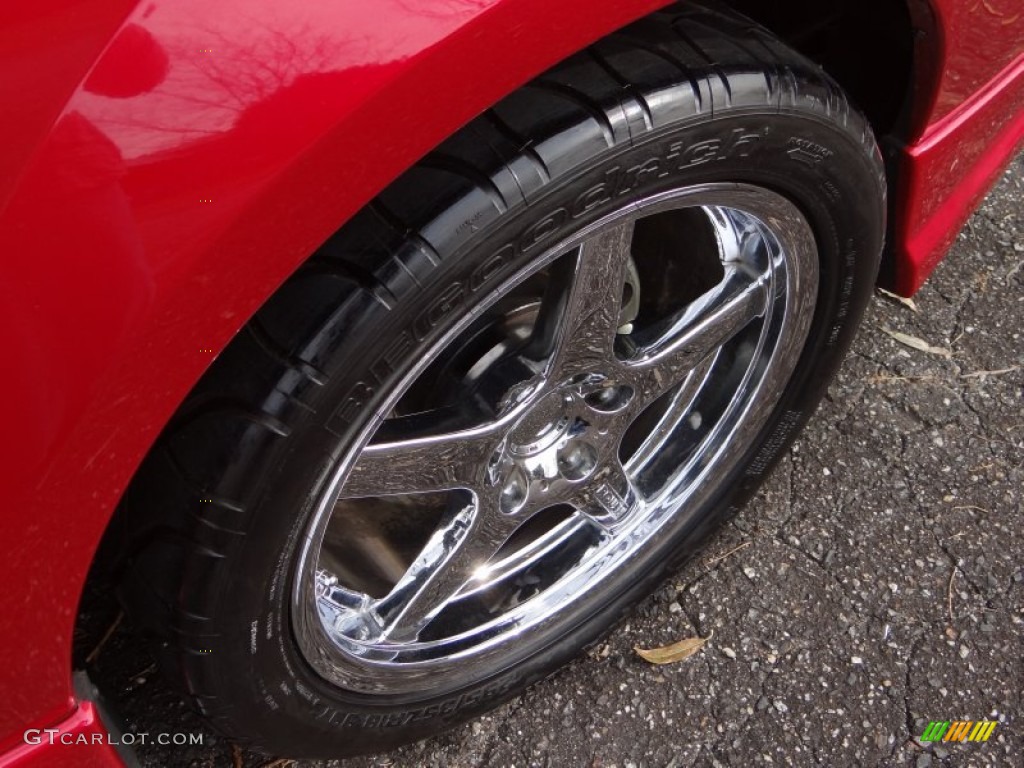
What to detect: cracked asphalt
<box><xmin>84</xmin><ymin>153</ymin><xmax>1023</xmax><ymax>767</ymax></box>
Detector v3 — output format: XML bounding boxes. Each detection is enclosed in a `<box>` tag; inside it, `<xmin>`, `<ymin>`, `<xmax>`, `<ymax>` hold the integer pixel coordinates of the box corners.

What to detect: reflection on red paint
<box><xmin>84</xmin><ymin>24</ymin><xmax>169</xmax><ymax>98</ymax></box>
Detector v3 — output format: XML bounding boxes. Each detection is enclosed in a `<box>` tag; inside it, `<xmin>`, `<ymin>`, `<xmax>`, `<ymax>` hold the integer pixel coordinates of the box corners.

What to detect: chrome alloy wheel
<box><xmin>293</xmin><ymin>183</ymin><xmax>818</xmax><ymax>695</ymax></box>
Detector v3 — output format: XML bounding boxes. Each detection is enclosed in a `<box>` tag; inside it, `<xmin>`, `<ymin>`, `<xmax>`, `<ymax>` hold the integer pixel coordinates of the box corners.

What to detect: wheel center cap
<box><xmin>509</xmin><ymin>391</ymin><xmax>574</xmax><ymax>455</ymax></box>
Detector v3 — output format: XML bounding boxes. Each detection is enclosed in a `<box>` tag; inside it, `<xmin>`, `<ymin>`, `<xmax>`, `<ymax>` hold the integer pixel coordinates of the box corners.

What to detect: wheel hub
<box><xmin>495</xmin><ymin>381</ymin><xmax>622</xmax><ymax>515</ymax></box>
<box><xmin>507</xmin><ymin>390</ymin><xmax>575</xmax><ymax>456</ymax></box>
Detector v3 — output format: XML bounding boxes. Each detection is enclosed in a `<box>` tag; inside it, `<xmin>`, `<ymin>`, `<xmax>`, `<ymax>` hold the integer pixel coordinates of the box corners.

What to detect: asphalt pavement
<box><xmin>85</xmin><ymin>153</ymin><xmax>1023</xmax><ymax>768</ymax></box>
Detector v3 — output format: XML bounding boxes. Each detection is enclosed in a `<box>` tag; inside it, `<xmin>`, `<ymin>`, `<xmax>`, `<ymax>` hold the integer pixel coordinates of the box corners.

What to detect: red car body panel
<box><xmin>0</xmin><ymin>701</ymin><xmax>120</xmax><ymax>768</ymax></box>
<box><xmin>0</xmin><ymin>0</ymin><xmax>1020</xmax><ymax>763</ymax></box>
<box><xmin>895</xmin><ymin>49</ymin><xmax>1024</xmax><ymax>293</ymax></box>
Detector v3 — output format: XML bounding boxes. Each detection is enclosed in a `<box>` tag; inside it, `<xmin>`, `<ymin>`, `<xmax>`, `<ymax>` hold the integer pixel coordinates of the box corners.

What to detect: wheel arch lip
<box><xmin>0</xmin><ymin>0</ymin><xmax>672</xmax><ymax>748</ymax></box>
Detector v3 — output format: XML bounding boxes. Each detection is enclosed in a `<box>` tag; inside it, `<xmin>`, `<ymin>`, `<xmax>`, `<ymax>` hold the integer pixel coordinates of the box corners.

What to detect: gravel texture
<box><xmin>83</xmin><ymin>153</ymin><xmax>1023</xmax><ymax>767</ymax></box>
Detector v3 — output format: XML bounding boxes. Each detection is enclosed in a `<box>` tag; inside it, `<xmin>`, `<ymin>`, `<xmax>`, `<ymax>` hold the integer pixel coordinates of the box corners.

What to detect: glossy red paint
<box><xmin>0</xmin><ymin>0</ymin><xmax>1020</xmax><ymax>764</ymax></box>
<box><xmin>887</xmin><ymin>0</ymin><xmax>1024</xmax><ymax>294</ymax></box>
<box><xmin>893</xmin><ymin>50</ymin><xmax>1024</xmax><ymax>293</ymax></box>
<box><xmin>916</xmin><ymin>0</ymin><xmax>1022</xmax><ymax>124</ymax></box>
<box><xmin>0</xmin><ymin>701</ymin><xmax>120</xmax><ymax>768</ymax></box>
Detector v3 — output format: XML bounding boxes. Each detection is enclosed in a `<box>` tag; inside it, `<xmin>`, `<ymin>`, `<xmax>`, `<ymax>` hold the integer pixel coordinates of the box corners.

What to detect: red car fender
<box><xmin>894</xmin><ymin>0</ymin><xmax>1024</xmax><ymax>292</ymax></box>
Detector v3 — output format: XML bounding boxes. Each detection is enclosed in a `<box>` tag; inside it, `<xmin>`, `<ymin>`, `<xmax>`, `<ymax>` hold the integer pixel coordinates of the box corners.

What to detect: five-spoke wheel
<box><xmin>294</xmin><ymin>185</ymin><xmax>817</xmax><ymax>694</ymax></box>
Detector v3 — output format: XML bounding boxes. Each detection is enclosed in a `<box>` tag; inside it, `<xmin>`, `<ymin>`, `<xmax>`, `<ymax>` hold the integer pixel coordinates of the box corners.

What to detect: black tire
<box><xmin>113</xmin><ymin>1</ymin><xmax>885</xmax><ymax>759</ymax></box>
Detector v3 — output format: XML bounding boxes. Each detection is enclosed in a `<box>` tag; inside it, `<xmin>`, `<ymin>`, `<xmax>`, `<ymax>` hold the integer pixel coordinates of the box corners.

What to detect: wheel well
<box><xmin>721</xmin><ymin>0</ymin><xmax>939</xmax><ymax>290</ymax></box>
<box><xmin>722</xmin><ymin>0</ymin><xmax>923</xmax><ymax>141</ymax></box>
<box><xmin>71</xmin><ymin>0</ymin><xmax>930</xmax><ymax>686</ymax></box>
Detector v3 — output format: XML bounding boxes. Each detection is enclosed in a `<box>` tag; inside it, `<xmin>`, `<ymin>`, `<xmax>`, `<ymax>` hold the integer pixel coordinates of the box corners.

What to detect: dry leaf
<box><xmin>634</xmin><ymin>630</ymin><xmax>713</xmax><ymax>665</ymax></box>
<box><xmin>881</xmin><ymin>328</ymin><xmax>952</xmax><ymax>359</ymax></box>
<box><xmin>876</xmin><ymin>287</ymin><xmax>919</xmax><ymax>312</ymax></box>
<box><xmin>960</xmin><ymin>365</ymin><xmax>1020</xmax><ymax>379</ymax></box>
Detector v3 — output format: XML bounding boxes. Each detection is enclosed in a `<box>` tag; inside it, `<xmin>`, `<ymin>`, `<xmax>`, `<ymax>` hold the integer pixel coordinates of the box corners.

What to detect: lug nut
<box><xmin>557</xmin><ymin>442</ymin><xmax>598</xmax><ymax>481</ymax></box>
<box><xmin>500</xmin><ymin>471</ymin><xmax>528</xmax><ymax>514</ymax></box>
<box><xmin>584</xmin><ymin>384</ymin><xmax>633</xmax><ymax>413</ymax></box>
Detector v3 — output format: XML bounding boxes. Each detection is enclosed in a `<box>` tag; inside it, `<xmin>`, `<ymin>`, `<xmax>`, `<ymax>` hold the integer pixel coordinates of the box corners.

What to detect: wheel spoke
<box><xmin>375</xmin><ymin>494</ymin><xmax>519</xmax><ymax>642</ymax></box>
<box><xmin>527</xmin><ymin>221</ymin><xmax>636</xmax><ymax>377</ymax></box>
<box><xmin>571</xmin><ymin>460</ymin><xmax>639</xmax><ymax>530</ymax></box>
<box><xmin>340</xmin><ymin>413</ymin><xmax>503</xmax><ymax>498</ymax></box>
<box><xmin>623</xmin><ymin>351</ymin><xmax>718</xmax><ymax>471</ymax></box>
<box><xmin>624</xmin><ymin>261</ymin><xmax>773</xmax><ymax>407</ymax></box>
